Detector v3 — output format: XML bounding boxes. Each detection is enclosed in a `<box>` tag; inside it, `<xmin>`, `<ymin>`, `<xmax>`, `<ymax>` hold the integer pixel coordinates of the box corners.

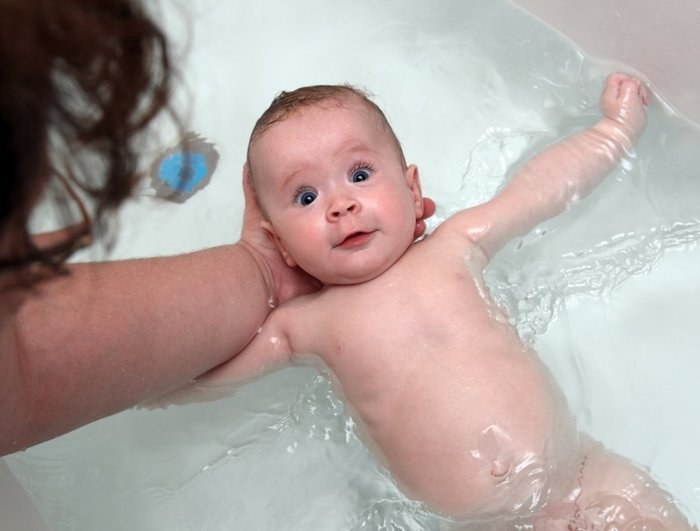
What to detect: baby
<box><xmin>178</xmin><ymin>74</ymin><xmax>694</xmax><ymax>528</ymax></box>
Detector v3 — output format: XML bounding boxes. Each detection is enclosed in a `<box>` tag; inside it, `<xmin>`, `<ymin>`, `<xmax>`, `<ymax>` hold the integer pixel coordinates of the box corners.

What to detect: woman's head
<box><xmin>0</xmin><ymin>0</ymin><xmax>173</xmax><ymax>280</ymax></box>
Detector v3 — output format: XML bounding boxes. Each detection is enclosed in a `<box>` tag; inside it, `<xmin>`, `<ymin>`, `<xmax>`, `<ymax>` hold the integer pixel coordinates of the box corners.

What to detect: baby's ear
<box><xmin>405</xmin><ymin>164</ymin><xmax>424</xmax><ymax>219</ymax></box>
<box><xmin>261</xmin><ymin>220</ymin><xmax>298</xmax><ymax>268</ymax></box>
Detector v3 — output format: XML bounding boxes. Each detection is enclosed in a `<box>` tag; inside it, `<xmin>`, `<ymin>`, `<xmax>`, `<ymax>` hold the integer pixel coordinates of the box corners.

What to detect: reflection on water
<box><xmin>6</xmin><ymin>0</ymin><xmax>700</xmax><ymax>529</ymax></box>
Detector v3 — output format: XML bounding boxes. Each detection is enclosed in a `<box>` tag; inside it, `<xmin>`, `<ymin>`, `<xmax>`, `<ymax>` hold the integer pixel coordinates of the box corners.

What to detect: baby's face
<box><xmin>249</xmin><ymin>100</ymin><xmax>423</xmax><ymax>285</ymax></box>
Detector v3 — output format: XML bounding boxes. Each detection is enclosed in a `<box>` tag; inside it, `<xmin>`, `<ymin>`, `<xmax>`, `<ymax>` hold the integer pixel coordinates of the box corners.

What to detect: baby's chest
<box><xmin>299</xmin><ymin>267</ymin><xmax>492</xmax><ymax>376</ymax></box>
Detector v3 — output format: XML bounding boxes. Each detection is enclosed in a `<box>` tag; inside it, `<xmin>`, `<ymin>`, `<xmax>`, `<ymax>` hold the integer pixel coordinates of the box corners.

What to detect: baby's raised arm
<box><xmin>454</xmin><ymin>73</ymin><xmax>649</xmax><ymax>258</ymax></box>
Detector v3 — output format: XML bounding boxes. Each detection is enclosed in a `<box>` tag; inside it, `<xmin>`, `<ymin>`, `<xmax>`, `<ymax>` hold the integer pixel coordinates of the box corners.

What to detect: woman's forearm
<box><xmin>1</xmin><ymin>243</ymin><xmax>274</xmax><ymax>455</ymax></box>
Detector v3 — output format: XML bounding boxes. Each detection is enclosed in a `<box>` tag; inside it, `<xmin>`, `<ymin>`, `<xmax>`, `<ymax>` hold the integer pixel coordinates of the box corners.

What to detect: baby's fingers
<box><xmin>606</xmin><ymin>72</ymin><xmax>631</xmax><ymax>93</ymax></box>
<box><xmin>619</xmin><ymin>77</ymin><xmax>649</xmax><ymax>106</ymax></box>
<box><xmin>638</xmin><ymin>81</ymin><xmax>650</xmax><ymax>106</ymax></box>
<box><xmin>602</xmin><ymin>73</ymin><xmax>627</xmax><ymax>101</ymax></box>
<box><xmin>603</xmin><ymin>73</ymin><xmax>648</xmax><ymax>106</ymax></box>
<box><xmin>600</xmin><ymin>73</ymin><xmax>649</xmax><ymax>140</ymax></box>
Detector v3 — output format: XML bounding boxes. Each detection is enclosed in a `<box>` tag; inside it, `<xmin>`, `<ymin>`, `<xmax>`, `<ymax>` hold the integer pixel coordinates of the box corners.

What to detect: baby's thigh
<box><xmin>541</xmin><ymin>437</ymin><xmax>695</xmax><ymax>530</ymax></box>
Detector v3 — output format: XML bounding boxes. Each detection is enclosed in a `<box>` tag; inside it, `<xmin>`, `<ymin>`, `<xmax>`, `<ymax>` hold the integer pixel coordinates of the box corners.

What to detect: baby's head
<box><xmin>248</xmin><ymin>85</ymin><xmax>406</xmax><ymax>168</ymax></box>
<box><xmin>247</xmin><ymin>85</ymin><xmax>424</xmax><ymax>286</ymax></box>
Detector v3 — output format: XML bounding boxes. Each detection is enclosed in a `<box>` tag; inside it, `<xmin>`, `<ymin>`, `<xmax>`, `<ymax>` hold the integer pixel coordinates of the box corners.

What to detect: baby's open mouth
<box><xmin>338</xmin><ymin>231</ymin><xmax>373</xmax><ymax>248</ymax></box>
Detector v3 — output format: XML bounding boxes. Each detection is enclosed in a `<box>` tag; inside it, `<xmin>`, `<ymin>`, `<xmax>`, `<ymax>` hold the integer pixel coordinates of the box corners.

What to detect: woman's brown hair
<box><xmin>0</xmin><ymin>0</ymin><xmax>173</xmax><ymax>275</ymax></box>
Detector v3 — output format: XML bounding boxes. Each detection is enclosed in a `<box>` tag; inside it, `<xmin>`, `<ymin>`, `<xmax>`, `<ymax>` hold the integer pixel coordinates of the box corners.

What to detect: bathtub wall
<box><xmin>0</xmin><ymin>460</ymin><xmax>48</xmax><ymax>531</ymax></box>
<box><xmin>1</xmin><ymin>1</ymin><xmax>697</xmax><ymax>529</ymax></box>
<box><xmin>514</xmin><ymin>0</ymin><xmax>700</xmax><ymax>124</ymax></box>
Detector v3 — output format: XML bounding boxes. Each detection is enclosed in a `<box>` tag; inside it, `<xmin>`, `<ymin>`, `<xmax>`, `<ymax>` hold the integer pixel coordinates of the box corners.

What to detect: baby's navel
<box><xmin>491</xmin><ymin>460</ymin><xmax>511</xmax><ymax>479</ymax></box>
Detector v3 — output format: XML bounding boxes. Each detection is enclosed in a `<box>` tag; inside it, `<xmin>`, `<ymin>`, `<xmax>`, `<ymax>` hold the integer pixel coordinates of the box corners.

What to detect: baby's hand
<box><xmin>599</xmin><ymin>73</ymin><xmax>650</xmax><ymax>143</ymax></box>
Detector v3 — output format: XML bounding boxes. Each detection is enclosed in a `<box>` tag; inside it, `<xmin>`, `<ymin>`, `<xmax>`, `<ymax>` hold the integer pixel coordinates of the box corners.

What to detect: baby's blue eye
<box><xmin>295</xmin><ymin>189</ymin><xmax>317</xmax><ymax>206</ymax></box>
<box><xmin>351</xmin><ymin>168</ymin><xmax>371</xmax><ymax>182</ymax></box>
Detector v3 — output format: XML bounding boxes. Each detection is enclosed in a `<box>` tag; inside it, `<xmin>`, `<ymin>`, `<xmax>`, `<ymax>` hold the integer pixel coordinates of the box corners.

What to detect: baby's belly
<box><xmin>362</xmin><ymin>346</ymin><xmax>580</xmax><ymax>519</ymax></box>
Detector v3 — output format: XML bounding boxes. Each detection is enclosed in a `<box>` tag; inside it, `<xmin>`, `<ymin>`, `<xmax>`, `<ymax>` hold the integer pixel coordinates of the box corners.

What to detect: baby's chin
<box><xmin>318</xmin><ymin>268</ymin><xmax>388</xmax><ymax>287</ymax></box>
<box><xmin>314</xmin><ymin>260</ymin><xmax>397</xmax><ymax>287</ymax></box>
<box><xmin>305</xmin><ymin>238</ymin><xmax>414</xmax><ymax>286</ymax></box>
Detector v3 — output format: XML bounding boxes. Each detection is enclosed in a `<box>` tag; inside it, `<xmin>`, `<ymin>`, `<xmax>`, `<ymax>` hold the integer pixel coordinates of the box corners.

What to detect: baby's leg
<box><xmin>538</xmin><ymin>436</ymin><xmax>696</xmax><ymax>530</ymax></box>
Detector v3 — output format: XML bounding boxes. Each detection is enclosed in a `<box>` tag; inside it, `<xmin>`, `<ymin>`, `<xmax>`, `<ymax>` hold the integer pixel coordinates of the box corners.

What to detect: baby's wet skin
<box><xmin>183</xmin><ymin>76</ymin><xmax>693</xmax><ymax>528</ymax></box>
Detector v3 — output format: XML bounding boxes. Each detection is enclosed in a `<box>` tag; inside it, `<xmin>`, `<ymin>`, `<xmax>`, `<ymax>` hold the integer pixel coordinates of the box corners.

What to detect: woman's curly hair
<box><xmin>0</xmin><ymin>0</ymin><xmax>173</xmax><ymax>275</ymax></box>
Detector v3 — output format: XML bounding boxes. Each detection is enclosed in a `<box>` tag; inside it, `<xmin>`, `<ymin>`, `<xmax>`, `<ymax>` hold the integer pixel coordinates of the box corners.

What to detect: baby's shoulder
<box><xmin>419</xmin><ymin>214</ymin><xmax>489</xmax><ymax>258</ymax></box>
<box><xmin>388</xmin><ymin>227</ymin><xmax>488</xmax><ymax>285</ymax></box>
<box><xmin>422</xmin><ymin>206</ymin><xmax>497</xmax><ymax>263</ymax></box>
<box><xmin>269</xmin><ymin>290</ymin><xmax>331</xmax><ymax>345</ymax></box>
<box><xmin>276</xmin><ymin>289</ymin><xmax>324</xmax><ymax>316</ymax></box>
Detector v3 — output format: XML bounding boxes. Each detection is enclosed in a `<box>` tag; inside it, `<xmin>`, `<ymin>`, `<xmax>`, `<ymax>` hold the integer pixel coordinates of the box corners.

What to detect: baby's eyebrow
<box><xmin>343</xmin><ymin>142</ymin><xmax>374</xmax><ymax>157</ymax></box>
<box><xmin>280</xmin><ymin>164</ymin><xmax>315</xmax><ymax>191</ymax></box>
<box><xmin>278</xmin><ymin>142</ymin><xmax>376</xmax><ymax>189</ymax></box>
<box><xmin>281</xmin><ymin>169</ymin><xmax>302</xmax><ymax>189</ymax></box>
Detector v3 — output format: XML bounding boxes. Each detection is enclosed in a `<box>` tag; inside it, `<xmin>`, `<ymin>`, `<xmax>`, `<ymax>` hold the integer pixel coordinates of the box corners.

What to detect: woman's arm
<box><xmin>1</xmin><ymin>243</ymin><xmax>277</xmax><ymax>453</ymax></box>
<box><xmin>0</xmin><ymin>173</ymin><xmax>312</xmax><ymax>455</ymax></box>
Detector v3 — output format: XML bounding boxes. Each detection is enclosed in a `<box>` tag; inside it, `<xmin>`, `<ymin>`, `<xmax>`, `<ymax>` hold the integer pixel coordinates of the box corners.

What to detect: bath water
<box><xmin>6</xmin><ymin>0</ymin><xmax>700</xmax><ymax>529</ymax></box>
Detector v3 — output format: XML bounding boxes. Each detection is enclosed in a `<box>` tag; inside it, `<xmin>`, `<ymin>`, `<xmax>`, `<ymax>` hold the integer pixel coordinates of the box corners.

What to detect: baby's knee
<box><xmin>570</xmin><ymin>441</ymin><xmax>696</xmax><ymax>530</ymax></box>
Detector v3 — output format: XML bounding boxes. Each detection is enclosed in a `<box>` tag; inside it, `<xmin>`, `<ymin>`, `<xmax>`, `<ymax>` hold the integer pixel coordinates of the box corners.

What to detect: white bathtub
<box><xmin>2</xmin><ymin>1</ymin><xmax>699</xmax><ymax>529</ymax></box>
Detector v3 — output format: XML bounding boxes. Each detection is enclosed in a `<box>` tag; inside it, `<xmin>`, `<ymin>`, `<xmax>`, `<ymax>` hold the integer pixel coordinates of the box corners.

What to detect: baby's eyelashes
<box><xmin>290</xmin><ymin>164</ymin><xmax>375</xmax><ymax>207</ymax></box>
<box><xmin>350</xmin><ymin>167</ymin><xmax>372</xmax><ymax>183</ymax></box>
<box><xmin>293</xmin><ymin>187</ymin><xmax>318</xmax><ymax>206</ymax></box>
<box><xmin>349</xmin><ymin>162</ymin><xmax>375</xmax><ymax>183</ymax></box>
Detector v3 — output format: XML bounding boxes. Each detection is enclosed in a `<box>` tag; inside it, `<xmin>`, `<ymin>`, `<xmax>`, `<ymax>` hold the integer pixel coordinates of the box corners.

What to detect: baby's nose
<box><xmin>328</xmin><ymin>196</ymin><xmax>359</xmax><ymax>219</ymax></box>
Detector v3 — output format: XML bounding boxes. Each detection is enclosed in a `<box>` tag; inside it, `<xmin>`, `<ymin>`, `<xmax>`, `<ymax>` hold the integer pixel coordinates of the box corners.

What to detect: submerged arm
<box><xmin>454</xmin><ymin>73</ymin><xmax>649</xmax><ymax>258</ymax></box>
<box><xmin>151</xmin><ymin>309</ymin><xmax>294</xmax><ymax>406</ymax></box>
